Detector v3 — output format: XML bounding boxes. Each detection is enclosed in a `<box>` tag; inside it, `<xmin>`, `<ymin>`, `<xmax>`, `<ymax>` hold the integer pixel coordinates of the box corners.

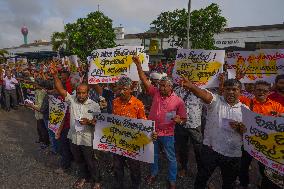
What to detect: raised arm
<box><xmin>180</xmin><ymin>77</ymin><xmax>213</xmax><ymax>104</ymax></box>
<box><xmin>50</xmin><ymin>65</ymin><xmax>67</xmax><ymax>98</ymax></box>
<box><xmin>132</xmin><ymin>56</ymin><xmax>151</xmax><ymax>92</ymax></box>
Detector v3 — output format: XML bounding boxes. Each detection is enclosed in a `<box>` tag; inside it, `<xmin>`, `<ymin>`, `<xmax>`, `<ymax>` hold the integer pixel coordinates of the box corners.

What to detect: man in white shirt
<box><xmin>3</xmin><ymin>70</ymin><xmax>18</xmax><ymax>111</ymax></box>
<box><xmin>180</xmin><ymin>78</ymin><xmax>246</xmax><ymax>189</ymax></box>
<box><xmin>50</xmin><ymin>66</ymin><xmax>102</xmax><ymax>189</ymax></box>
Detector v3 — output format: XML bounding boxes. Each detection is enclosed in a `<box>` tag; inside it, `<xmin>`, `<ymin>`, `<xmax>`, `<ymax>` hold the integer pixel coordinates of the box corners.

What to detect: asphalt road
<box><xmin>0</xmin><ymin>107</ymin><xmax>261</xmax><ymax>189</ymax></box>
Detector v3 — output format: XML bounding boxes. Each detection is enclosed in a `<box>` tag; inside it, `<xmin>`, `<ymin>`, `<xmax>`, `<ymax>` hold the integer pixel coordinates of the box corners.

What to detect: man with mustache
<box><xmin>180</xmin><ymin>77</ymin><xmax>246</xmax><ymax>189</ymax></box>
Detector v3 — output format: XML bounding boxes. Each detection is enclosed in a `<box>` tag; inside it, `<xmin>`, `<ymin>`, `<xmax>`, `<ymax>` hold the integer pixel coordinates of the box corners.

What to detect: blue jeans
<box><xmin>151</xmin><ymin>136</ymin><xmax>177</xmax><ymax>182</ymax></box>
<box><xmin>44</xmin><ymin>119</ymin><xmax>59</xmax><ymax>153</ymax></box>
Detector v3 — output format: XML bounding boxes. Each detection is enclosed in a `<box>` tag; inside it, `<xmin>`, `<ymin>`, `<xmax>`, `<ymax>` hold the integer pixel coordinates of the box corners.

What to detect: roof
<box><xmin>224</xmin><ymin>23</ymin><xmax>284</xmax><ymax>32</ymax></box>
<box><xmin>5</xmin><ymin>41</ymin><xmax>52</xmax><ymax>50</ymax></box>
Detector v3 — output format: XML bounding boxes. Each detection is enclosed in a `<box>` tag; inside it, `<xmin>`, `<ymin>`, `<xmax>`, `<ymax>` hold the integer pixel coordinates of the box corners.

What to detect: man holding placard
<box><xmin>180</xmin><ymin>77</ymin><xmax>246</xmax><ymax>189</ymax></box>
<box><xmin>111</xmin><ymin>76</ymin><xmax>148</xmax><ymax>189</ymax></box>
<box><xmin>133</xmin><ymin>56</ymin><xmax>187</xmax><ymax>189</ymax></box>
<box><xmin>239</xmin><ymin>80</ymin><xmax>284</xmax><ymax>189</ymax></box>
<box><xmin>50</xmin><ymin>66</ymin><xmax>102</xmax><ymax>189</ymax></box>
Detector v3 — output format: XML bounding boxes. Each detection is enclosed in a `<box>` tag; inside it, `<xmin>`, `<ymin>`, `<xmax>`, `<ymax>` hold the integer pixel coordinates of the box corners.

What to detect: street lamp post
<box><xmin>187</xmin><ymin>0</ymin><xmax>191</xmax><ymax>49</ymax></box>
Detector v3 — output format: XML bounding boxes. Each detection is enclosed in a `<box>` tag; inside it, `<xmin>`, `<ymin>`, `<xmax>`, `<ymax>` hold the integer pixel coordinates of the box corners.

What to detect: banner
<box><xmin>88</xmin><ymin>46</ymin><xmax>149</xmax><ymax>84</ymax></box>
<box><xmin>242</xmin><ymin>107</ymin><xmax>284</xmax><ymax>174</ymax></box>
<box><xmin>226</xmin><ymin>49</ymin><xmax>284</xmax><ymax>83</ymax></box>
<box><xmin>172</xmin><ymin>49</ymin><xmax>225</xmax><ymax>88</ymax></box>
<box><xmin>20</xmin><ymin>82</ymin><xmax>36</xmax><ymax>104</ymax></box>
<box><xmin>48</xmin><ymin>95</ymin><xmax>67</xmax><ymax>133</ymax></box>
<box><xmin>93</xmin><ymin>113</ymin><xmax>155</xmax><ymax>163</ymax></box>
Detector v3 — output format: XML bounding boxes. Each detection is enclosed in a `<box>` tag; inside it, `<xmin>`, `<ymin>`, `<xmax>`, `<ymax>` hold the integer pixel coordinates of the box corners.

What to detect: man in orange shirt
<box><xmin>239</xmin><ymin>80</ymin><xmax>284</xmax><ymax>189</ymax></box>
<box><xmin>240</xmin><ymin>81</ymin><xmax>284</xmax><ymax>116</ymax></box>
<box><xmin>112</xmin><ymin>76</ymin><xmax>148</xmax><ymax>189</ymax></box>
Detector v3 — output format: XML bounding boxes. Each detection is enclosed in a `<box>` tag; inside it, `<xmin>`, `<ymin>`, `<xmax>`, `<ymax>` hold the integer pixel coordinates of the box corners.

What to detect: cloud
<box><xmin>0</xmin><ymin>0</ymin><xmax>283</xmax><ymax>48</ymax></box>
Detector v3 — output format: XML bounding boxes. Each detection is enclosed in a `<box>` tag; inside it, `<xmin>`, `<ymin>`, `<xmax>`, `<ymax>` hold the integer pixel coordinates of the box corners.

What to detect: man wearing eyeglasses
<box><xmin>239</xmin><ymin>80</ymin><xmax>284</xmax><ymax>189</ymax></box>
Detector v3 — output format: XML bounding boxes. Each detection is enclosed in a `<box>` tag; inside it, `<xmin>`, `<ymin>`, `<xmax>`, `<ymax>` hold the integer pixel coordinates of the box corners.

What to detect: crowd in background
<box><xmin>0</xmin><ymin>56</ymin><xmax>283</xmax><ymax>189</ymax></box>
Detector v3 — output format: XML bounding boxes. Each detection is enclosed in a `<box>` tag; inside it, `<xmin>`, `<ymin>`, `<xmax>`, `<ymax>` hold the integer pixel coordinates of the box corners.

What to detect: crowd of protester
<box><xmin>0</xmin><ymin>57</ymin><xmax>283</xmax><ymax>189</ymax></box>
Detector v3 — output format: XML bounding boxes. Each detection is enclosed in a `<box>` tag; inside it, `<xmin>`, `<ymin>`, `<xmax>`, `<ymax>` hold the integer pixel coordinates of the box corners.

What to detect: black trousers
<box><xmin>37</xmin><ymin>119</ymin><xmax>49</xmax><ymax>145</ymax></box>
<box><xmin>239</xmin><ymin>148</ymin><xmax>265</xmax><ymax>187</ymax></box>
<box><xmin>175</xmin><ymin>125</ymin><xmax>202</xmax><ymax>170</ymax></box>
<box><xmin>70</xmin><ymin>143</ymin><xmax>101</xmax><ymax>183</ymax></box>
<box><xmin>194</xmin><ymin>145</ymin><xmax>241</xmax><ymax>189</ymax></box>
<box><xmin>113</xmin><ymin>155</ymin><xmax>141</xmax><ymax>189</ymax></box>
<box><xmin>4</xmin><ymin>89</ymin><xmax>17</xmax><ymax>109</ymax></box>
<box><xmin>58</xmin><ymin>128</ymin><xmax>73</xmax><ymax>169</ymax></box>
<box><xmin>261</xmin><ymin>174</ymin><xmax>281</xmax><ymax>189</ymax></box>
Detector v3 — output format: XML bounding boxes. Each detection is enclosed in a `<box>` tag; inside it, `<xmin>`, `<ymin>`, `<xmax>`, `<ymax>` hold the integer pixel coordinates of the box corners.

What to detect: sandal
<box><xmin>72</xmin><ymin>178</ymin><xmax>87</xmax><ymax>189</ymax></box>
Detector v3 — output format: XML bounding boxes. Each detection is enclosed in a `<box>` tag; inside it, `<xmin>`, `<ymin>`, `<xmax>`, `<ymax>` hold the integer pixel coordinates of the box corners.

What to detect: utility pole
<box><xmin>187</xmin><ymin>0</ymin><xmax>191</xmax><ymax>49</ymax></box>
<box><xmin>98</xmin><ymin>4</ymin><xmax>100</xmax><ymax>12</ymax></box>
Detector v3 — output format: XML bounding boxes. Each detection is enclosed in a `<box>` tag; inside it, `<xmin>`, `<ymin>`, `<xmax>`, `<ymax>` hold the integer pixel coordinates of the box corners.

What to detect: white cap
<box><xmin>150</xmin><ymin>72</ymin><xmax>162</xmax><ymax>80</ymax></box>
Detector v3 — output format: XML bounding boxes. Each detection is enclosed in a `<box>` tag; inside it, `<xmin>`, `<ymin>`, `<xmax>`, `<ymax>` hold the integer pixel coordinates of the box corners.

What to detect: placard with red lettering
<box><xmin>93</xmin><ymin>113</ymin><xmax>155</xmax><ymax>163</ymax></box>
<box><xmin>88</xmin><ymin>46</ymin><xmax>149</xmax><ymax>84</ymax></box>
<box><xmin>172</xmin><ymin>49</ymin><xmax>225</xmax><ymax>88</ymax></box>
<box><xmin>226</xmin><ymin>49</ymin><xmax>284</xmax><ymax>83</ymax></box>
<box><xmin>242</xmin><ymin>107</ymin><xmax>284</xmax><ymax>175</ymax></box>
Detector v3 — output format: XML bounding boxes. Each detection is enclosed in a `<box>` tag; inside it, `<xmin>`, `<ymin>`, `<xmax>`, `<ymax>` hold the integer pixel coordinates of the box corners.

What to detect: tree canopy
<box><xmin>151</xmin><ymin>3</ymin><xmax>227</xmax><ymax>49</ymax></box>
<box><xmin>51</xmin><ymin>11</ymin><xmax>116</xmax><ymax>60</ymax></box>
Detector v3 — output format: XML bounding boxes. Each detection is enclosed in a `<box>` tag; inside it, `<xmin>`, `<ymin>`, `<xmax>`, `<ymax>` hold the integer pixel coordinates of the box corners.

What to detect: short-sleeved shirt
<box><xmin>148</xmin><ymin>85</ymin><xmax>187</xmax><ymax>136</ymax></box>
<box><xmin>269</xmin><ymin>92</ymin><xmax>284</xmax><ymax>106</ymax></box>
<box><xmin>240</xmin><ymin>97</ymin><xmax>284</xmax><ymax>116</ymax></box>
<box><xmin>204</xmin><ymin>92</ymin><xmax>246</xmax><ymax>157</ymax></box>
<box><xmin>3</xmin><ymin>77</ymin><xmax>18</xmax><ymax>90</ymax></box>
<box><xmin>65</xmin><ymin>93</ymin><xmax>101</xmax><ymax>147</ymax></box>
<box><xmin>174</xmin><ymin>86</ymin><xmax>203</xmax><ymax>129</ymax></box>
<box><xmin>112</xmin><ymin>96</ymin><xmax>146</xmax><ymax>119</ymax></box>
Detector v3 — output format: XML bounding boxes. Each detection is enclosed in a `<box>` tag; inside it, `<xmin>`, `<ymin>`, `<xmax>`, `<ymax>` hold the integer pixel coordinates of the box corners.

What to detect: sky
<box><xmin>0</xmin><ymin>0</ymin><xmax>283</xmax><ymax>48</ymax></box>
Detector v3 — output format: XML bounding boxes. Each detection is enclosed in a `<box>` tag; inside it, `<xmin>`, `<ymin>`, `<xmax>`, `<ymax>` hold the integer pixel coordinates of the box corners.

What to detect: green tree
<box><xmin>151</xmin><ymin>3</ymin><xmax>227</xmax><ymax>49</ymax></box>
<box><xmin>0</xmin><ymin>49</ymin><xmax>8</xmax><ymax>63</ymax></box>
<box><xmin>51</xmin><ymin>11</ymin><xmax>116</xmax><ymax>59</ymax></box>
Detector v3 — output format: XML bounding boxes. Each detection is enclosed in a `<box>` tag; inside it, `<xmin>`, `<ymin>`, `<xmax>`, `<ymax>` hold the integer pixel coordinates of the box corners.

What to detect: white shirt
<box><xmin>65</xmin><ymin>93</ymin><xmax>101</xmax><ymax>147</ymax></box>
<box><xmin>3</xmin><ymin>76</ymin><xmax>18</xmax><ymax>90</ymax></box>
<box><xmin>174</xmin><ymin>86</ymin><xmax>203</xmax><ymax>129</ymax></box>
<box><xmin>203</xmin><ymin>92</ymin><xmax>247</xmax><ymax>157</ymax></box>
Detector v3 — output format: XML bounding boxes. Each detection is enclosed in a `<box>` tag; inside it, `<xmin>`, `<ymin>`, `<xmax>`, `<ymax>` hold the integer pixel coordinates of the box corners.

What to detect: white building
<box><xmin>3</xmin><ymin>23</ymin><xmax>284</xmax><ymax>58</ymax></box>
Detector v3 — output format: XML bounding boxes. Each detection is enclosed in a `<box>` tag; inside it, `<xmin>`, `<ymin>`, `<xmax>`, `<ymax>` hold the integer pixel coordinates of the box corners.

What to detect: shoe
<box><xmin>6</xmin><ymin>108</ymin><xmax>10</xmax><ymax>112</ymax></box>
<box><xmin>168</xmin><ymin>181</ymin><xmax>176</xmax><ymax>189</ymax></box>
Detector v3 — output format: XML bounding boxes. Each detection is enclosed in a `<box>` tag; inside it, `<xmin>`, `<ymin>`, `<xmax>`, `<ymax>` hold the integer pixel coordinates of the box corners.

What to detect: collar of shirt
<box><xmin>252</xmin><ymin>98</ymin><xmax>273</xmax><ymax>105</ymax></box>
<box><xmin>74</xmin><ymin>97</ymin><xmax>93</xmax><ymax>105</ymax></box>
<box><xmin>220</xmin><ymin>96</ymin><xmax>242</xmax><ymax>108</ymax></box>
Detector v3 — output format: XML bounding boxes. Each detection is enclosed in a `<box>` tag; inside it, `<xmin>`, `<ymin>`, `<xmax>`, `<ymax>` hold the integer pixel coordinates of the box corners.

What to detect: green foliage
<box><xmin>151</xmin><ymin>3</ymin><xmax>227</xmax><ymax>49</ymax></box>
<box><xmin>51</xmin><ymin>11</ymin><xmax>116</xmax><ymax>59</ymax></box>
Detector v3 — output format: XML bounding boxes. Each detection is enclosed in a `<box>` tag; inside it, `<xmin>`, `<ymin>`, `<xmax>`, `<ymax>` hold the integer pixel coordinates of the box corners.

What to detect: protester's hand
<box><xmin>180</xmin><ymin>76</ymin><xmax>194</xmax><ymax>90</ymax></box>
<box><xmin>230</xmin><ymin>121</ymin><xmax>247</xmax><ymax>135</ymax></box>
<box><xmin>151</xmin><ymin>132</ymin><xmax>158</xmax><ymax>141</ymax></box>
<box><xmin>236</xmin><ymin>68</ymin><xmax>246</xmax><ymax>80</ymax></box>
<box><xmin>173</xmin><ymin>115</ymin><xmax>183</xmax><ymax>124</ymax></box>
<box><xmin>79</xmin><ymin>118</ymin><xmax>90</xmax><ymax>126</ymax></box>
<box><xmin>55</xmin><ymin>130</ymin><xmax>61</xmax><ymax>140</ymax></box>
<box><xmin>279</xmin><ymin>113</ymin><xmax>284</xmax><ymax>117</ymax></box>
<box><xmin>218</xmin><ymin>72</ymin><xmax>226</xmax><ymax>83</ymax></box>
<box><xmin>90</xmin><ymin>118</ymin><xmax>97</xmax><ymax>126</ymax></box>
<box><xmin>132</xmin><ymin>55</ymin><xmax>141</xmax><ymax>65</ymax></box>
